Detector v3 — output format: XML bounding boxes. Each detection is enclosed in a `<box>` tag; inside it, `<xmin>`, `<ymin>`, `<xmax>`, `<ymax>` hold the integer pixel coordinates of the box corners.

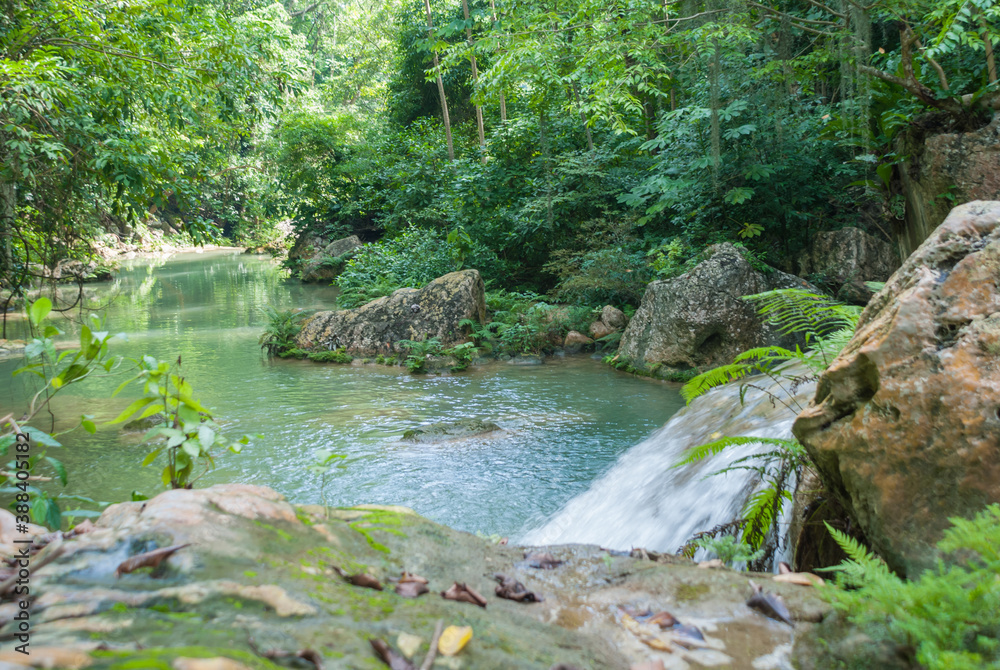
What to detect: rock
<box><xmin>17</xmin><ymin>484</ymin><xmax>829</xmax><ymax>669</ymax></box>
<box><xmin>601</xmin><ymin>305</ymin><xmax>629</xmax><ymax>330</ymax></box>
<box><xmin>896</xmin><ymin>114</ymin><xmax>1000</xmax><ymax>259</ymax></box>
<box><xmin>797</xmin><ymin>227</ymin><xmax>899</xmax><ymax>303</ymax></box>
<box><xmin>563</xmin><ymin>331</ymin><xmax>593</xmax><ymax>354</ymax></box>
<box><xmin>507</xmin><ymin>354</ymin><xmax>544</xmax><ymax>366</ymax></box>
<box><xmin>298</xmin><ymin>235</ymin><xmax>362</xmax><ymax>283</ymax></box>
<box><xmin>618</xmin><ymin>243</ymin><xmax>813</xmax><ymax>375</ymax></box>
<box><xmin>589</xmin><ymin>320</ymin><xmax>616</xmax><ymax>340</ymax></box>
<box><xmin>835</xmin><ymin>278</ymin><xmax>876</xmax><ymax>306</ymax></box>
<box><xmin>121</xmin><ymin>413</ymin><xmax>166</xmax><ymax>433</ymax></box>
<box><xmin>402</xmin><ymin>419</ymin><xmax>501</xmax><ymax>443</ymax></box>
<box><xmin>793</xmin><ymin>201</ymin><xmax>1000</xmax><ymax>577</ymax></box>
<box><xmin>296</xmin><ymin>270</ymin><xmax>486</xmax><ymax>356</ymax></box>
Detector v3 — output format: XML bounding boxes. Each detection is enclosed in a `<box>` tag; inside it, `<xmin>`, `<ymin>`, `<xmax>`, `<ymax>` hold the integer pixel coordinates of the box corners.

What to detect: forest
<box><xmin>3</xmin><ymin>0</ymin><xmax>998</xmax><ymax>305</ymax></box>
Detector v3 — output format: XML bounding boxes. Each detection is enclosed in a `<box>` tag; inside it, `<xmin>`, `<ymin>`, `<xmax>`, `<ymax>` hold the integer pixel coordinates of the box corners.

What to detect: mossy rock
<box><xmin>401</xmin><ymin>418</ymin><xmax>501</xmax><ymax>443</ymax></box>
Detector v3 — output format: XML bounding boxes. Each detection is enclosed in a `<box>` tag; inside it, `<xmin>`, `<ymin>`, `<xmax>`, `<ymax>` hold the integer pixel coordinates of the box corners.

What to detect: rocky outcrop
<box><xmin>0</xmin><ymin>484</ymin><xmax>830</xmax><ymax>669</ymax></box>
<box><xmin>618</xmin><ymin>244</ymin><xmax>813</xmax><ymax>375</ymax></box>
<box><xmin>793</xmin><ymin>201</ymin><xmax>1000</xmax><ymax>577</ymax></box>
<box><xmin>292</xmin><ymin>234</ymin><xmax>362</xmax><ymax>283</ymax></box>
<box><xmin>896</xmin><ymin>114</ymin><xmax>1000</xmax><ymax>259</ymax></box>
<box><xmin>589</xmin><ymin>305</ymin><xmax>629</xmax><ymax>340</ymax></box>
<box><xmin>296</xmin><ymin>269</ymin><xmax>486</xmax><ymax>355</ymax></box>
<box><xmin>798</xmin><ymin>227</ymin><xmax>899</xmax><ymax>304</ymax></box>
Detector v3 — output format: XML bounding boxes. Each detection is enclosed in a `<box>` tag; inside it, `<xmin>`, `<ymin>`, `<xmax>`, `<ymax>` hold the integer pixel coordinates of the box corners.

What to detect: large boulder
<box><xmin>618</xmin><ymin>243</ymin><xmax>813</xmax><ymax>375</ymax></box>
<box><xmin>798</xmin><ymin>227</ymin><xmax>899</xmax><ymax>304</ymax></box>
<box><xmin>1</xmin><ymin>483</ymin><xmax>830</xmax><ymax>669</ymax></box>
<box><xmin>793</xmin><ymin>201</ymin><xmax>1000</xmax><ymax>577</ymax></box>
<box><xmin>896</xmin><ymin>114</ymin><xmax>1000</xmax><ymax>259</ymax></box>
<box><xmin>296</xmin><ymin>234</ymin><xmax>362</xmax><ymax>283</ymax></box>
<box><xmin>296</xmin><ymin>269</ymin><xmax>486</xmax><ymax>355</ymax></box>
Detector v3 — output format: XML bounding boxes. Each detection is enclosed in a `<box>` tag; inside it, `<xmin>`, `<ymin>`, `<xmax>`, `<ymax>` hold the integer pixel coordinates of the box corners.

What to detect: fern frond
<box><xmin>745</xmin><ymin>288</ymin><xmax>860</xmax><ymax>339</ymax></box>
<box><xmin>681</xmin><ymin>363</ymin><xmax>753</xmax><ymax>402</ymax></box>
<box><xmin>674</xmin><ymin>436</ymin><xmax>796</xmax><ymax>468</ymax></box>
<box><xmin>820</xmin><ymin>522</ymin><xmax>893</xmax><ymax>586</ymax></box>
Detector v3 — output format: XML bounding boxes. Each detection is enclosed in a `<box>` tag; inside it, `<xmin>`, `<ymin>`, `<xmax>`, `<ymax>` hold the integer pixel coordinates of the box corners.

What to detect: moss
<box><xmin>277</xmin><ymin>348</ymin><xmax>308</xmax><ymax>359</ymax></box>
<box><xmin>674</xmin><ymin>582</ymin><xmax>711</xmax><ymax>601</ymax></box>
<box><xmin>90</xmin><ymin>646</ymin><xmax>285</xmax><ymax>670</ymax></box>
<box><xmin>307</xmin><ymin>347</ymin><xmax>353</xmax><ymax>364</ymax></box>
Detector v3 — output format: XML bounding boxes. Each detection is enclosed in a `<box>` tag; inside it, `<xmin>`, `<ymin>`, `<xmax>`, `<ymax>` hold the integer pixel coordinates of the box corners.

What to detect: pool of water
<box><xmin>0</xmin><ymin>250</ymin><xmax>683</xmax><ymax>538</ymax></box>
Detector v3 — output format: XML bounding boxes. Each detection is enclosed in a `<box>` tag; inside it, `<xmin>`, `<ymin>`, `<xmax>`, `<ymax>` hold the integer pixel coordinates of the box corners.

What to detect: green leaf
<box><xmin>29</xmin><ymin>298</ymin><xmax>52</xmax><ymax>326</ymax></box>
<box><xmin>44</xmin><ymin>456</ymin><xmax>67</xmax><ymax>486</ymax></box>
<box><xmin>108</xmin><ymin>398</ymin><xmax>155</xmax><ymax>425</ymax></box>
<box><xmin>21</xmin><ymin>426</ymin><xmax>62</xmax><ymax>447</ymax></box>
<box><xmin>141</xmin><ymin>448</ymin><xmax>163</xmax><ymax>467</ymax></box>
<box><xmin>81</xmin><ymin>419</ymin><xmax>97</xmax><ymax>434</ymax></box>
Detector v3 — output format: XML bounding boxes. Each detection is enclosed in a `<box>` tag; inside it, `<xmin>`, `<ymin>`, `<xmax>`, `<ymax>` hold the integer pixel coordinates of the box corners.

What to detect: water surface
<box><xmin>0</xmin><ymin>251</ymin><xmax>683</xmax><ymax>538</ymax></box>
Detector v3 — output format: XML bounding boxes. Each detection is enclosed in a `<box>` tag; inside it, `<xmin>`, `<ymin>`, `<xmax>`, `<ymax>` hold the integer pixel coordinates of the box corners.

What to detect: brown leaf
<box><xmin>347</xmin><ymin>573</ymin><xmax>383</xmax><ymax>591</ymax></box>
<box><xmin>524</xmin><ymin>551</ymin><xmax>563</xmax><ymax>569</ymax></box>
<box><xmin>646</xmin><ymin>611</ymin><xmax>678</xmax><ymax>629</ymax></box>
<box><xmin>778</xmin><ymin>561</ymin><xmax>792</xmax><ymax>574</ymax></box>
<box><xmin>550</xmin><ymin>665</ymin><xmax>582</xmax><ymax>670</ymax></box>
<box><xmin>115</xmin><ymin>543</ymin><xmax>190</xmax><ymax>578</ymax></box>
<box><xmin>370</xmin><ymin>639</ymin><xmax>416</xmax><ymax>670</ymax></box>
<box><xmin>441</xmin><ymin>581</ymin><xmax>487</xmax><ymax>608</ymax></box>
<box><xmin>395</xmin><ymin>580</ymin><xmax>429</xmax><ymax>598</ymax></box>
<box><xmin>398</xmin><ymin>571</ymin><xmax>428</xmax><ymax>585</ymax></box>
<box><xmin>493</xmin><ymin>573</ymin><xmax>541</xmax><ymax>603</ymax></box>
<box><xmin>773</xmin><ymin>572</ymin><xmax>825</xmax><ymax>587</ymax></box>
<box><xmin>747</xmin><ymin>580</ymin><xmax>795</xmax><ymax>626</ymax></box>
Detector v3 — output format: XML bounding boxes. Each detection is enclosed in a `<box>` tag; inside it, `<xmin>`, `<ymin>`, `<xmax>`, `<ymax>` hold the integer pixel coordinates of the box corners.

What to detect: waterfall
<box><xmin>521</xmin><ymin>369</ymin><xmax>815</xmax><ymax>554</ymax></box>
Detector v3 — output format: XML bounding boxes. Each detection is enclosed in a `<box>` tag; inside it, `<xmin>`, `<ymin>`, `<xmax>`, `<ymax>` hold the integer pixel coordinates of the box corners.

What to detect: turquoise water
<box><xmin>0</xmin><ymin>250</ymin><xmax>683</xmax><ymax>537</ymax></box>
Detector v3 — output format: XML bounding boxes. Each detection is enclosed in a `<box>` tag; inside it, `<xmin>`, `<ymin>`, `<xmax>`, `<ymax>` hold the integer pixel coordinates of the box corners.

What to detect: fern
<box><xmin>674</xmin><ymin>436</ymin><xmax>797</xmax><ymax>468</ymax></box>
<box><xmin>681</xmin><ymin>363</ymin><xmax>755</xmax><ymax>402</ymax></box>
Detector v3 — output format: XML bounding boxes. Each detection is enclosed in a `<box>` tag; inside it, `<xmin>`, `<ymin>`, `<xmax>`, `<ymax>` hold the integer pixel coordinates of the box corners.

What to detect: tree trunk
<box><xmin>572</xmin><ymin>83</ymin><xmax>594</xmax><ymax>153</ymax></box>
<box><xmin>539</xmin><ymin>110</ymin><xmax>553</xmax><ymax>230</ymax></box>
<box><xmin>424</xmin><ymin>0</ymin><xmax>454</xmax><ymax>161</ymax></box>
<box><xmin>709</xmin><ymin>36</ymin><xmax>721</xmax><ymax>180</ymax></box>
<box><xmin>489</xmin><ymin>0</ymin><xmax>507</xmax><ymax>122</ymax></box>
<box><xmin>0</xmin><ymin>178</ymin><xmax>15</xmax><ymax>287</ymax></box>
<box><xmin>462</xmin><ymin>0</ymin><xmax>486</xmax><ymax>161</ymax></box>
<box><xmin>983</xmin><ymin>18</ymin><xmax>998</xmax><ymax>85</ymax></box>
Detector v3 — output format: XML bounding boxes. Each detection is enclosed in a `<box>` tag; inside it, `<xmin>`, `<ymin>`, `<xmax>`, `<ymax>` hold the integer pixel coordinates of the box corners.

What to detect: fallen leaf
<box><xmin>396</xmin><ymin>580</ymin><xmax>429</xmax><ymax>598</ymax></box>
<box><xmin>370</xmin><ymin>638</ymin><xmax>416</xmax><ymax>670</ymax></box>
<box><xmin>441</xmin><ymin>581</ymin><xmax>487</xmax><ymax>608</ymax></box>
<box><xmin>172</xmin><ymin>658</ymin><xmax>253</xmax><ymax>670</ymax></box>
<box><xmin>778</xmin><ymin>561</ymin><xmax>792</xmax><ymax>574</ymax></box>
<box><xmin>493</xmin><ymin>573</ymin><xmax>541</xmax><ymax>603</ymax></box>
<box><xmin>115</xmin><ymin>543</ymin><xmax>190</xmax><ymax>578</ymax></box>
<box><xmin>646</xmin><ymin>611</ymin><xmax>678</xmax><ymax>629</ymax></box>
<box><xmin>697</xmin><ymin>559</ymin><xmax>724</xmax><ymax>569</ymax></box>
<box><xmin>347</xmin><ymin>573</ymin><xmax>383</xmax><ymax>590</ymax></box>
<box><xmin>398</xmin><ymin>571</ymin><xmax>428</xmax><ymax>585</ymax></box>
<box><xmin>550</xmin><ymin>665</ymin><xmax>582</xmax><ymax>670</ymax></box>
<box><xmin>69</xmin><ymin>519</ymin><xmax>96</xmax><ymax>536</ymax></box>
<box><xmin>524</xmin><ymin>551</ymin><xmax>563</xmax><ymax>569</ymax></box>
<box><xmin>773</xmin><ymin>572</ymin><xmax>825</xmax><ymax>587</ymax></box>
<box><xmin>747</xmin><ymin>579</ymin><xmax>795</xmax><ymax>626</ymax></box>
<box><xmin>396</xmin><ymin>632</ymin><xmax>422</xmax><ymax>659</ymax></box>
<box><xmin>640</xmin><ymin>636</ymin><xmax>672</xmax><ymax>652</ymax></box>
<box><xmin>438</xmin><ymin>625</ymin><xmax>473</xmax><ymax>656</ymax></box>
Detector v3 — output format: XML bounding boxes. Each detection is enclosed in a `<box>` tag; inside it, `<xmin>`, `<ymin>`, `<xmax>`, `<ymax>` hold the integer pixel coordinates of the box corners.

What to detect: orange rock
<box><xmin>793</xmin><ymin>201</ymin><xmax>1000</xmax><ymax>577</ymax></box>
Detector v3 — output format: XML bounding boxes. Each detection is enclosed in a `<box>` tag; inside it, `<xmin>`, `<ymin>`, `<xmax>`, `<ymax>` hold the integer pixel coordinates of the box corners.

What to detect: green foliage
<box><xmin>109</xmin><ymin>356</ymin><xmax>247</xmax><ymax>489</ymax></box>
<box><xmin>306</xmin><ymin>349</ymin><xmax>353</xmax><ymax>364</ymax></box>
<box><xmin>822</xmin><ymin>505</ymin><xmax>1000</xmax><ymax>670</ymax></box>
<box><xmin>397</xmin><ymin>337</ymin><xmax>443</xmax><ymax>374</ymax></box>
<box><xmin>259</xmin><ymin>306</ymin><xmax>314</xmax><ymax>356</ymax></box>
<box><xmin>442</xmin><ymin>341</ymin><xmax>479</xmax><ymax>372</ymax></box>
<box><xmin>695</xmin><ymin>535</ymin><xmax>765</xmax><ymax>568</ymax></box>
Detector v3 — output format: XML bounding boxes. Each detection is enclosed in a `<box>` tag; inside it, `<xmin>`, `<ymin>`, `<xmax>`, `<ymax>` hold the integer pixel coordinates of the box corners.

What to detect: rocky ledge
<box><xmin>0</xmin><ymin>484</ymin><xmax>830</xmax><ymax>669</ymax></box>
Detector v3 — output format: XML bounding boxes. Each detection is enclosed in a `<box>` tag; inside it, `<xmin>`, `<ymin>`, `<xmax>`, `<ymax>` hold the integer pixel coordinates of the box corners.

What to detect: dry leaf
<box><xmin>437</xmin><ymin>625</ymin><xmax>473</xmax><ymax>656</ymax></box>
<box><xmin>630</xmin><ymin>662</ymin><xmax>665</xmax><ymax>670</ymax></box>
<box><xmin>493</xmin><ymin>573</ymin><xmax>541</xmax><ymax>603</ymax></box>
<box><xmin>646</xmin><ymin>611</ymin><xmax>678</xmax><ymax>629</ymax></box>
<box><xmin>115</xmin><ymin>543</ymin><xmax>190</xmax><ymax>577</ymax></box>
<box><xmin>697</xmin><ymin>559</ymin><xmax>724</xmax><ymax>569</ymax></box>
<box><xmin>747</xmin><ymin>579</ymin><xmax>795</xmax><ymax>626</ymax></box>
<box><xmin>550</xmin><ymin>665</ymin><xmax>582</xmax><ymax>670</ymax></box>
<box><xmin>347</xmin><ymin>573</ymin><xmax>383</xmax><ymax>590</ymax></box>
<box><xmin>370</xmin><ymin>638</ymin><xmax>416</xmax><ymax>670</ymax></box>
<box><xmin>396</xmin><ymin>633</ymin><xmax>422</xmax><ymax>659</ymax></box>
<box><xmin>441</xmin><ymin>581</ymin><xmax>487</xmax><ymax>608</ymax></box>
<box><xmin>524</xmin><ymin>551</ymin><xmax>563</xmax><ymax>569</ymax></box>
<box><xmin>398</xmin><ymin>571</ymin><xmax>428</xmax><ymax>585</ymax></box>
<box><xmin>395</xmin><ymin>580</ymin><xmax>429</xmax><ymax>598</ymax></box>
<box><xmin>778</xmin><ymin>561</ymin><xmax>792</xmax><ymax>574</ymax></box>
<box><xmin>773</xmin><ymin>572</ymin><xmax>825</xmax><ymax>587</ymax></box>
<box><xmin>640</xmin><ymin>636</ymin><xmax>672</xmax><ymax>652</ymax></box>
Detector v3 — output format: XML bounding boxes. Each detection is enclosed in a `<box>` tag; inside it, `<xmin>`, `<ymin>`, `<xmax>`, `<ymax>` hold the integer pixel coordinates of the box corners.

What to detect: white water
<box><xmin>522</xmin><ymin>368</ymin><xmax>815</xmax><ymax>554</ymax></box>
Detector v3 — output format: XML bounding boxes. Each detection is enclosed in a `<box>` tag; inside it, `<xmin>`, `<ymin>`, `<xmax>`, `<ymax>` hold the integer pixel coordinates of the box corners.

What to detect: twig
<box><xmin>420</xmin><ymin>619</ymin><xmax>444</xmax><ymax>670</ymax></box>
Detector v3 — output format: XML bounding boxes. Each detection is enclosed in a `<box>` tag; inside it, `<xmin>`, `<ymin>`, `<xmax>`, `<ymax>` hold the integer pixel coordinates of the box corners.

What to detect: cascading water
<box><xmin>522</xmin><ymin>367</ymin><xmax>815</xmax><ymax>554</ymax></box>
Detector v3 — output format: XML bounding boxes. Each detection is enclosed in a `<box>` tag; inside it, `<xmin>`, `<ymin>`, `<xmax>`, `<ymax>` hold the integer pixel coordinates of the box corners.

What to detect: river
<box><xmin>0</xmin><ymin>250</ymin><xmax>685</xmax><ymax>540</ymax></box>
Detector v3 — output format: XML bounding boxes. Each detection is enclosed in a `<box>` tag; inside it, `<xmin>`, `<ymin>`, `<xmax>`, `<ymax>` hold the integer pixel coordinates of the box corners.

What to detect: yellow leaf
<box><xmin>438</xmin><ymin>625</ymin><xmax>472</xmax><ymax>656</ymax></box>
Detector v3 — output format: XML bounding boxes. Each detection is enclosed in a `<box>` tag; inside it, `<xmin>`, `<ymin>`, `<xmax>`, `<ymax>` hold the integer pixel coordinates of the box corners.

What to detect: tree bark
<box><xmin>424</xmin><ymin>0</ymin><xmax>454</xmax><ymax>161</ymax></box>
<box><xmin>0</xmin><ymin>178</ymin><xmax>15</xmax><ymax>287</ymax></box>
<box><xmin>462</xmin><ymin>0</ymin><xmax>486</xmax><ymax>161</ymax></box>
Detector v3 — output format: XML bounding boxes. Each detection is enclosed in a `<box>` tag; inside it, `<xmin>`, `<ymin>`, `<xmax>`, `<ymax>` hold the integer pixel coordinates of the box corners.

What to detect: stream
<box><xmin>0</xmin><ymin>250</ymin><xmax>688</xmax><ymax>540</ymax></box>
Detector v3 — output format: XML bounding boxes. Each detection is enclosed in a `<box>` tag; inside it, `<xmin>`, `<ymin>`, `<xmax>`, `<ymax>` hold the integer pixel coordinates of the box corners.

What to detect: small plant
<box><xmin>259</xmin><ymin>306</ymin><xmax>314</xmax><ymax>356</ymax></box>
<box><xmin>442</xmin><ymin>341</ymin><xmax>479</xmax><ymax>372</ymax></box>
<box><xmin>397</xmin><ymin>337</ymin><xmax>443</xmax><ymax>373</ymax></box>
<box><xmin>821</xmin><ymin>505</ymin><xmax>1000</xmax><ymax>670</ymax></box>
<box><xmin>307</xmin><ymin>448</ymin><xmax>347</xmax><ymax>516</ymax></box>
<box><xmin>307</xmin><ymin>348</ymin><xmax>353</xmax><ymax>364</ymax></box>
<box><xmin>110</xmin><ymin>356</ymin><xmax>248</xmax><ymax>489</ymax></box>
<box><xmin>694</xmin><ymin>534</ymin><xmax>765</xmax><ymax>567</ymax></box>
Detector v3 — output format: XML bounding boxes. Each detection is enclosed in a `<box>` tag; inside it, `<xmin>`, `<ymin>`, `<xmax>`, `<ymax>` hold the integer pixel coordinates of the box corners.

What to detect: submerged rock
<box><xmin>2</xmin><ymin>484</ymin><xmax>829</xmax><ymax>669</ymax></box>
<box><xmin>794</xmin><ymin>201</ymin><xmax>1000</xmax><ymax>577</ymax></box>
<box><xmin>402</xmin><ymin>419</ymin><xmax>501</xmax><ymax>443</ymax></box>
<box><xmin>296</xmin><ymin>269</ymin><xmax>486</xmax><ymax>356</ymax></box>
<box><xmin>618</xmin><ymin>243</ymin><xmax>811</xmax><ymax>376</ymax></box>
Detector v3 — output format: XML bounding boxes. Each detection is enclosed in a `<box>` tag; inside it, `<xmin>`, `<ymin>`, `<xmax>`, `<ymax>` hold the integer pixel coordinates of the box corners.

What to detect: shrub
<box><xmin>259</xmin><ymin>306</ymin><xmax>313</xmax><ymax>356</ymax></box>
